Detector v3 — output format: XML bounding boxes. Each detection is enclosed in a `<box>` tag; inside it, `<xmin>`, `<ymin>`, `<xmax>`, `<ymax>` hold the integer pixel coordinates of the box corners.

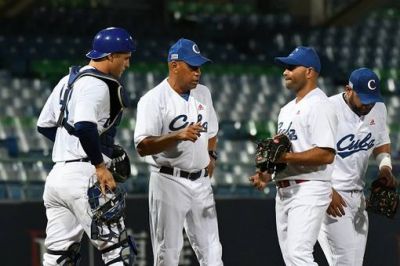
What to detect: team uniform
<box><xmin>37</xmin><ymin>26</ymin><xmax>137</xmax><ymax>266</ymax></box>
<box><xmin>318</xmin><ymin>93</ymin><xmax>390</xmax><ymax>265</ymax></box>
<box><xmin>274</xmin><ymin>88</ymin><xmax>338</xmax><ymax>266</ymax></box>
<box><xmin>134</xmin><ymin>79</ymin><xmax>223</xmax><ymax>266</ymax></box>
<box><xmin>38</xmin><ymin>66</ymin><xmax>126</xmax><ymax>265</ymax></box>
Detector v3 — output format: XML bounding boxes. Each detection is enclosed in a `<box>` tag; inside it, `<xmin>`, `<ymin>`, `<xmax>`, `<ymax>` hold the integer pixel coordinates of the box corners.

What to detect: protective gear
<box><xmin>102</xmin><ymin>230</ymin><xmax>138</xmax><ymax>266</ymax></box>
<box><xmin>366</xmin><ymin>178</ymin><xmax>399</xmax><ymax>219</ymax></box>
<box><xmin>255</xmin><ymin>134</ymin><xmax>291</xmax><ymax>174</ymax></box>
<box><xmin>109</xmin><ymin>144</ymin><xmax>131</xmax><ymax>182</ymax></box>
<box><xmin>57</xmin><ymin>66</ymin><xmax>129</xmax><ymax>159</ymax></box>
<box><xmin>87</xmin><ymin>180</ymin><xmax>138</xmax><ymax>265</ymax></box>
<box><xmin>46</xmin><ymin>242</ymin><xmax>81</xmax><ymax>266</ymax></box>
<box><xmin>86</xmin><ymin>27</ymin><xmax>136</xmax><ymax>59</ymax></box>
<box><xmin>87</xmin><ymin>180</ymin><xmax>127</xmax><ymax>241</ymax></box>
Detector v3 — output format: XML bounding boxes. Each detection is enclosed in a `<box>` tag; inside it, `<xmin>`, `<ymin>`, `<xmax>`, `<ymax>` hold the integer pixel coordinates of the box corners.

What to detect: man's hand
<box><xmin>176</xmin><ymin>122</ymin><xmax>204</xmax><ymax>142</ymax></box>
<box><xmin>378</xmin><ymin>166</ymin><xmax>397</xmax><ymax>188</ymax></box>
<box><xmin>327</xmin><ymin>189</ymin><xmax>347</xmax><ymax>217</ymax></box>
<box><xmin>249</xmin><ymin>170</ymin><xmax>272</xmax><ymax>191</ymax></box>
<box><xmin>95</xmin><ymin>162</ymin><xmax>116</xmax><ymax>194</ymax></box>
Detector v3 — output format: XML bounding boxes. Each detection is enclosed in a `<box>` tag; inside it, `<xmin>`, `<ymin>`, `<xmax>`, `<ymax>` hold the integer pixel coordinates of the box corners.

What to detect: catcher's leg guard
<box><xmin>102</xmin><ymin>230</ymin><xmax>138</xmax><ymax>266</ymax></box>
<box><xmin>46</xmin><ymin>242</ymin><xmax>81</xmax><ymax>266</ymax></box>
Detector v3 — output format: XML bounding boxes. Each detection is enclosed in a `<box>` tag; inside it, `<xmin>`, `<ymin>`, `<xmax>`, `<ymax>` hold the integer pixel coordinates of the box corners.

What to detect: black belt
<box><xmin>159</xmin><ymin>166</ymin><xmax>208</xmax><ymax>181</ymax></box>
<box><xmin>64</xmin><ymin>158</ymin><xmax>90</xmax><ymax>163</ymax></box>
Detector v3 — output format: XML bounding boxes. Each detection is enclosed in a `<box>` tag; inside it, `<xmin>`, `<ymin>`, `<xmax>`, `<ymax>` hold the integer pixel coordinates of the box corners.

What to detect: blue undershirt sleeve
<box><xmin>37</xmin><ymin>126</ymin><xmax>57</xmax><ymax>142</ymax></box>
<box><xmin>74</xmin><ymin>121</ymin><xmax>103</xmax><ymax>165</ymax></box>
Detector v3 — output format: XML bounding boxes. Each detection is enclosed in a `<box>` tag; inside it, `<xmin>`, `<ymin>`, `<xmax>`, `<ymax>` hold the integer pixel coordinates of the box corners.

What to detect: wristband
<box><xmin>209</xmin><ymin>150</ymin><xmax>218</xmax><ymax>161</ymax></box>
<box><xmin>376</xmin><ymin>152</ymin><xmax>392</xmax><ymax>170</ymax></box>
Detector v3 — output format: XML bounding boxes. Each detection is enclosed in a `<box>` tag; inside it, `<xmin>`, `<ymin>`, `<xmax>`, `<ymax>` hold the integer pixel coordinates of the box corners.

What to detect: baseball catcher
<box><xmin>367</xmin><ymin>178</ymin><xmax>399</xmax><ymax>219</ymax></box>
<box><xmin>255</xmin><ymin>134</ymin><xmax>292</xmax><ymax>174</ymax></box>
<box><xmin>37</xmin><ymin>27</ymin><xmax>137</xmax><ymax>266</ymax></box>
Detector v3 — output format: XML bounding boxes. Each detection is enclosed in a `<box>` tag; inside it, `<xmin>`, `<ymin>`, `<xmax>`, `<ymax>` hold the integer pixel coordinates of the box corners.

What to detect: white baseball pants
<box><xmin>148</xmin><ymin>171</ymin><xmax>223</xmax><ymax>266</ymax></box>
<box><xmin>275</xmin><ymin>180</ymin><xmax>332</xmax><ymax>266</ymax></box>
<box><xmin>42</xmin><ymin>162</ymin><xmax>125</xmax><ymax>266</ymax></box>
<box><xmin>318</xmin><ymin>190</ymin><xmax>368</xmax><ymax>266</ymax></box>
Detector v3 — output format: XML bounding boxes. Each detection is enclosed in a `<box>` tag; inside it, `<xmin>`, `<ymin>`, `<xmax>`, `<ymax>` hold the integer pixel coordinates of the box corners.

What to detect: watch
<box><xmin>208</xmin><ymin>150</ymin><xmax>218</xmax><ymax>161</ymax></box>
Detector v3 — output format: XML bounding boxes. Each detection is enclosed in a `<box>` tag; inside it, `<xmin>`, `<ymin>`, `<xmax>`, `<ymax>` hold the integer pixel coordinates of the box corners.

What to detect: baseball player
<box><xmin>134</xmin><ymin>38</ymin><xmax>223</xmax><ymax>266</ymax></box>
<box><xmin>317</xmin><ymin>68</ymin><xmax>397</xmax><ymax>266</ymax></box>
<box><xmin>37</xmin><ymin>27</ymin><xmax>137</xmax><ymax>265</ymax></box>
<box><xmin>250</xmin><ymin>46</ymin><xmax>338</xmax><ymax>265</ymax></box>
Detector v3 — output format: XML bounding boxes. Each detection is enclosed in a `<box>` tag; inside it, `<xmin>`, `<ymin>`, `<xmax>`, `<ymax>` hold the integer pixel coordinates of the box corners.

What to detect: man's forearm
<box><xmin>136</xmin><ymin>133</ymin><xmax>180</xmax><ymax>156</ymax></box>
<box><xmin>208</xmin><ymin>136</ymin><xmax>217</xmax><ymax>151</ymax></box>
<box><xmin>281</xmin><ymin>147</ymin><xmax>335</xmax><ymax>166</ymax></box>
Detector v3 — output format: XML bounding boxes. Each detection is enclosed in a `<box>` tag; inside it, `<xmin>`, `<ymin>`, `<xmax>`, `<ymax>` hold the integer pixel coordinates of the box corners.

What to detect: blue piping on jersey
<box><xmin>180</xmin><ymin>92</ymin><xmax>190</xmax><ymax>101</ymax></box>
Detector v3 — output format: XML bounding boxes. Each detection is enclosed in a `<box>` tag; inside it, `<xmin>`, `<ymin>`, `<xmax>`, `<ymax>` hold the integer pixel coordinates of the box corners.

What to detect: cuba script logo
<box><xmin>277</xmin><ymin>122</ymin><xmax>298</xmax><ymax>140</ymax></box>
<box><xmin>337</xmin><ymin>133</ymin><xmax>375</xmax><ymax>158</ymax></box>
<box><xmin>169</xmin><ymin>114</ymin><xmax>208</xmax><ymax>132</ymax></box>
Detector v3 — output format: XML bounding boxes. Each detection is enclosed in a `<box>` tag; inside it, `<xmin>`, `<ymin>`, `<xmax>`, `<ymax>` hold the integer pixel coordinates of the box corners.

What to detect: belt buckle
<box><xmin>187</xmin><ymin>169</ymin><xmax>203</xmax><ymax>180</ymax></box>
<box><xmin>187</xmin><ymin>172</ymin><xmax>195</xmax><ymax>180</ymax></box>
<box><xmin>187</xmin><ymin>171</ymin><xmax>198</xmax><ymax>180</ymax></box>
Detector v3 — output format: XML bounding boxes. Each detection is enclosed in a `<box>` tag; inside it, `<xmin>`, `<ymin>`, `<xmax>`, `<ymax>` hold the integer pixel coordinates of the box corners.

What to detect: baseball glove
<box><xmin>255</xmin><ymin>134</ymin><xmax>291</xmax><ymax>174</ymax></box>
<box><xmin>109</xmin><ymin>144</ymin><xmax>131</xmax><ymax>183</ymax></box>
<box><xmin>366</xmin><ymin>178</ymin><xmax>399</xmax><ymax>219</ymax></box>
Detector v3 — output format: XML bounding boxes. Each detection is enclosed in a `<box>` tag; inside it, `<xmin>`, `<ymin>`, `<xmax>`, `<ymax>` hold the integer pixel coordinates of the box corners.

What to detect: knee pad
<box><xmin>46</xmin><ymin>242</ymin><xmax>81</xmax><ymax>266</ymax></box>
<box><xmin>102</xmin><ymin>230</ymin><xmax>138</xmax><ymax>266</ymax></box>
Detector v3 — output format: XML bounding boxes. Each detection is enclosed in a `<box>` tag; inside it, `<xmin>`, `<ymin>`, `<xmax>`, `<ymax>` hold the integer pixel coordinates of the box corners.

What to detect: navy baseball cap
<box><xmin>348</xmin><ymin>68</ymin><xmax>383</xmax><ymax>104</ymax></box>
<box><xmin>274</xmin><ymin>46</ymin><xmax>321</xmax><ymax>73</ymax></box>
<box><xmin>168</xmin><ymin>38</ymin><xmax>211</xmax><ymax>67</ymax></box>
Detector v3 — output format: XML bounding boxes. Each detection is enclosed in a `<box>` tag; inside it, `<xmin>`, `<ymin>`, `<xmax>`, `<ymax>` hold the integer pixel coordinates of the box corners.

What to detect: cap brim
<box><xmin>358</xmin><ymin>93</ymin><xmax>384</xmax><ymax>104</ymax></box>
<box><xmin>274</xmin><ymin>57</ymin><xmax>302</xmax><ymax>67</ymax></box>
<box><xmin>183</xmin><ymin>55</ymin><xmax>211</xmax><ymax>67</ymax></box>
<box><xmin>86</xmin><ymin>50</ymin><xmax>110</xmax><ymax>59</ymax></box>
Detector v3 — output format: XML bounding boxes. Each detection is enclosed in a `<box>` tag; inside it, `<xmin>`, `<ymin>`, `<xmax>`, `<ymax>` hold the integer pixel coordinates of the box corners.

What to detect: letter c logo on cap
<box><xmin>368</xmin><ymin>79</ymin><xmax>376</xmax><ymax>90</ymax></box>
<box><xmin>192</xmin><ymin>44</ymin><xmax>200</xmax><ymax>54</ymax></box>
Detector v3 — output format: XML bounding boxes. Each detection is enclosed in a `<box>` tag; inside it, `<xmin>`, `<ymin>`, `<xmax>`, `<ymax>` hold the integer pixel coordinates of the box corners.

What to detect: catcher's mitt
<box><xmin>255</xmin><ymin>134</ymin><xmax>291</xmax><ymax>174</ymax></box>
<box><xmin>109</xmin><ymin>145</ymin><xmax>131</xmax><ymax>183</ymax></box>
<box><xmin>366</xmin><ymin>178</ymin><xmax>399</xmax><ymax>219</ymax></box>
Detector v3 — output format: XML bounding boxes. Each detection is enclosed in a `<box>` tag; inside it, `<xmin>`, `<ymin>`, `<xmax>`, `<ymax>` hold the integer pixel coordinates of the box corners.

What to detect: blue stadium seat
<box><xmin>25</xmin><ymin>181</ymin><xmax>44</xmax><ymax>200</ymax></box>
<box><xmin>0</xmin><ymin>181</ymin><xmax>7</xmax><ymax>199</ymax></box>
<box><xmin>6</xmin><ymin>181</ymin><xmax>25</xmax><ymax>200</ymax></box>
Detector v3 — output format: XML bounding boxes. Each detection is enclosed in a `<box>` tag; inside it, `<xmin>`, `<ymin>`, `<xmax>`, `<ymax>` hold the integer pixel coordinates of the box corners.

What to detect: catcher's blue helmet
<box><xmin>86</xmin><ymin>27</ymin><xmax>136</xmax><ymax>59</ymax></box>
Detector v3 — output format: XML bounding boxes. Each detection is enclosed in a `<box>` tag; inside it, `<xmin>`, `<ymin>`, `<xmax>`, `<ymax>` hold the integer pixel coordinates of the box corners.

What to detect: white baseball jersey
<box><xmin>329</xmin><ymin>93</ymin><xmax>390</xmax><ymax>191</ymax></box>
<box><xmin>274</xmin><ymin>88</ymin><xmax>338</xmax><ymax>181</ymax></box>
<box><xmin>134</xmin><ymin>78</ymin><xmax>218</xmax><ymax>171</ymax></box>
<box><xmin>37</xmin><ymin>65</ymin><xmax>111</xmax><ymax>163</ymax></box>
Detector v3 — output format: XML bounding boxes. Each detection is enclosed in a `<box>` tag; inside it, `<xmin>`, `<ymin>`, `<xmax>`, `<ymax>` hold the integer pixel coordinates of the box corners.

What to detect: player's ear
<box><xmin>306</xmin><ymin>67</ymin><xmax>315</xmax><ymax>79</ymax></box>
<box><xmin>170</xmin><ymin>61</ymin><xmax>179</xmax><ymax>72</ymax></box>
<box><xmin>106</xmin><ymin>54</ymin><xmax>114</xmax><ymax>62</ymax></box>
<box><xmin>344</xmin><ymin>85</ymin><xmax>354</xmax><ymax>99</ymax></box>
<box><xmin>344</xmin><ymin>85</ymin><xmax>352</xmax><ymax>93</ymax></box>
